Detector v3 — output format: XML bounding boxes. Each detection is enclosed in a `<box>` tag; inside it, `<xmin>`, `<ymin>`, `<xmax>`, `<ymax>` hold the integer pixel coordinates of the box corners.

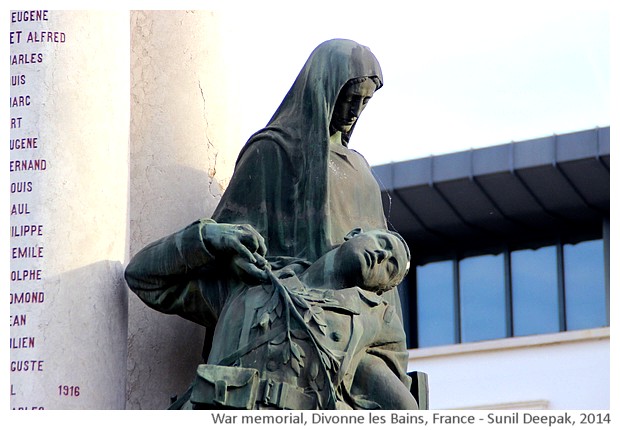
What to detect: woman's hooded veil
<box><xmin>212</xmin><ymin>39</ymin><xmax>385</xmax><ymax>262</ymax></box>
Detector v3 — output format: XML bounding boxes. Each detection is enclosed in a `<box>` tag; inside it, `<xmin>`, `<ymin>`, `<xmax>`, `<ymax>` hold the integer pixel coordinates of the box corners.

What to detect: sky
<box><xmin>217</xmin><ymin>0</ymin><xmax>611</xmax><ymax>166</ymax></box>
<box><xmin>5</xmin><ymin>1</ymin><xmax>612</xmax><ymax>167</ymax></box>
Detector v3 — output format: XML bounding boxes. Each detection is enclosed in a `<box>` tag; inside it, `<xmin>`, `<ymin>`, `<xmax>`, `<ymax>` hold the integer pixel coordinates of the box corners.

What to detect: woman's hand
<box><xmin>201</xmin><ymin>222</ymin><xmax>269</xmax><ymax>284</ymax></box>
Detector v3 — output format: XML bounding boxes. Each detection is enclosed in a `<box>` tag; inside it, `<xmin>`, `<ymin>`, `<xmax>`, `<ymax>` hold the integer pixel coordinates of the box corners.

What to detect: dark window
<box><xmin>459</xmin><ymin>254</ymin><xmax>507</xmax><ymax>342</ymax></box>
<box><xmin>564</xmin><ymin>239</ymin><xmax>607</xmax><ymax>330</ymax></box>
<box><xmin>511</xmin><ymin>246</ymin><xmax>560</xmax><ymax>336</ymax></box>
<box><xmin>416</xmin><ymin>260</ymin><xmax>456</xmax><ymax>347</ymax></box>
<box><xmin>412</xmin><ymin>238</ymin><xmax>608</xmax><ymax>348</ymax></box>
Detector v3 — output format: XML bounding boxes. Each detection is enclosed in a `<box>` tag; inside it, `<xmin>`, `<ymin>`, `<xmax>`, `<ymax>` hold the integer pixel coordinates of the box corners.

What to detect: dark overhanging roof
<box><xmin>372</xmin><ymin>127</ymin><xmax>610</xmax><ymax>264</ymax></box>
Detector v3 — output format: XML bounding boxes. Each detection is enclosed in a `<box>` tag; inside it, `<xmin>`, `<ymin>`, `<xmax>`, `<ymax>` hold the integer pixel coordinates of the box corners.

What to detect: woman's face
<box><xmin>330</xmin><ymin>79</ymin><xmax>377</xmax><ymax>135</ymax></box>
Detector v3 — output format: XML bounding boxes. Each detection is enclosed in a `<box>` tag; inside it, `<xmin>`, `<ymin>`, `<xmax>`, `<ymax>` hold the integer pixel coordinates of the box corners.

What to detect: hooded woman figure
<box><xmin>209</xmin><ymin>38</ymin><xmax>412</xmax><ymax>403</ymax></box>
<box><xmin>212</xmin><ymin>39</ymin><xmax>388</xmax><ymax>261</ymax></box>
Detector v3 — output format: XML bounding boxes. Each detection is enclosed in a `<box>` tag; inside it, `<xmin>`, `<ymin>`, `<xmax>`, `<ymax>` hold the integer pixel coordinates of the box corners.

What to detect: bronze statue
<box><xmin>126</xmin><ymin>39</ymin><xmax>421</xmax><ymax>410</ymax></box>
<box><xmin>126</xmin><ymin>224</ymin><xmax>416</xmax><ymax>409</ymax></box>
<box><xmin>212</xmin><ymin>38</ymin><xmax>387</xmax><ymax>261</ymax></box>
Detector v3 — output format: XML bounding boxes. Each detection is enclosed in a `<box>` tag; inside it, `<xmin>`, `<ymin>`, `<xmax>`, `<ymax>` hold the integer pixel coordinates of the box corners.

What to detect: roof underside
<box><xmin>372</xmin><ymin>127</ymin><xmax>610</xmax><ymax>264</ymax></box>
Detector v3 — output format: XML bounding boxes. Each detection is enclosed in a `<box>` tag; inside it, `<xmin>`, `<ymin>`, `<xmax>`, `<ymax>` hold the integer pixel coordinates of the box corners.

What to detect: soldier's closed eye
<box><xmin>378</xmin><ymin>235</ymin><xmax>394</xmax><ymax>251</ymax></box>
<box><xmin>389</xmin><ymin>257</ymin><xmax>399</xmax><ymax>275</ymax></box>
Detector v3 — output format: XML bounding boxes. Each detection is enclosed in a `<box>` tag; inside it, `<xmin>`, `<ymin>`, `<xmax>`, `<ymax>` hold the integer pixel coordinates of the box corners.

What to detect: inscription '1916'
<box><xmin>58</xmin><ymin>385</ymin><xmax>80</xmax><ymax>397</ymax></box>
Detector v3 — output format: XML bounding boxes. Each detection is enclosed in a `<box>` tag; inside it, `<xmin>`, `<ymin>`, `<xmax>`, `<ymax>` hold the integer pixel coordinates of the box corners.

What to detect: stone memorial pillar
<box><xmin>127</xmin><ymin>10</ymin><xmax>237</xmax><ymax>409</ymax></box>
<box><xmin>9</xmin><ymin>10</ymin><xmax>130</xmax><ymax>409</ymax></box>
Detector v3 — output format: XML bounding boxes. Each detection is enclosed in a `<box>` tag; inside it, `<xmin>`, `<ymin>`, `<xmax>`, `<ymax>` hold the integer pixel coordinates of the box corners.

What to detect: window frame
<box><xmin>411</xmin><ymin>237</ymin><xmax>608</xmax><ymax>349</ymax></box>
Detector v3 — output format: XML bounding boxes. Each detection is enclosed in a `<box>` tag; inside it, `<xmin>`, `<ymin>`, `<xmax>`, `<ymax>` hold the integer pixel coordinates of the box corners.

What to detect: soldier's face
<box><xmin>335</xmin><ymin>230</ymin><xmax>409</xmax><ymax>292</ymax></box>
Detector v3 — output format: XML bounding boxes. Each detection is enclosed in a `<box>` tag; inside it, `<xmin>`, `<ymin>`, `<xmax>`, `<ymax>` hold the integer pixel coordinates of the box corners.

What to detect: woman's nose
<box><xmin>350</xmin><ymin>100</ymin><xmax>364</xmax><ymax>116</ymax></box>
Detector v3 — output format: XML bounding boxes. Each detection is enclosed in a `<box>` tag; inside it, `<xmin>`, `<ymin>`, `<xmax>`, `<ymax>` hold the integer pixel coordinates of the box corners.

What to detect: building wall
<box><xmin>408</xmin><ymin>328</ymin><xmax>610</xmax><ymax>410</ymax></box>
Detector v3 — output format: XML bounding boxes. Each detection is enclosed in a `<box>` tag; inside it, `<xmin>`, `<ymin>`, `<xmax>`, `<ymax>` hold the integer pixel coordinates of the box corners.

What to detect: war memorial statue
<box><xmin>125</xmin><ymin>39</ymin><xmax>426</xmax><ymax>410</ymax></box>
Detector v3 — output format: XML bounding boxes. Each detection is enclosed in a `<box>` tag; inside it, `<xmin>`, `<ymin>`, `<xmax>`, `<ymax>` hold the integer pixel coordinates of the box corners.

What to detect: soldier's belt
<box><xmin>190</xmin><ymin>364</ymin><xmax>316</xmax><ymax>410</ymax></box>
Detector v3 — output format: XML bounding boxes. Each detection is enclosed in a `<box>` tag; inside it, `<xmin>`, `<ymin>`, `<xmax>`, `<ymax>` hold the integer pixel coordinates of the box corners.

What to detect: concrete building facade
<box><xmin>373</xmin><ymin>127</ymin><xmax>610</xmax><ymax>409</ymax></box>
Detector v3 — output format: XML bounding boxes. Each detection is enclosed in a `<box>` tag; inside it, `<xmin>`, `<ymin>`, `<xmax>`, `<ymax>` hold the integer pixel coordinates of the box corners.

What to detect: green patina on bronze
<box><xmin>125</xmin><ymin>39</ymin><xmax>427</xmax><ymax>410</ymax></box>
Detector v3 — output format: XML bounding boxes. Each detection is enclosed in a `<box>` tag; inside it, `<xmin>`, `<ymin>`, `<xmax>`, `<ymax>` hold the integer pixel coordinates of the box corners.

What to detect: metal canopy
<box><xmin>372</xmin><ymin>127</ymin><xmax>610</xmax><ymax>264</ymax></box>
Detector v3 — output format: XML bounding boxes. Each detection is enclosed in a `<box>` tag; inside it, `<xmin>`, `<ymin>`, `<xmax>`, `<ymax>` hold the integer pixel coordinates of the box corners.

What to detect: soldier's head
<box><xmin>334</xmin><ymin>228</ymin><xmax>410</xmax><ymax>294</ymax></box>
